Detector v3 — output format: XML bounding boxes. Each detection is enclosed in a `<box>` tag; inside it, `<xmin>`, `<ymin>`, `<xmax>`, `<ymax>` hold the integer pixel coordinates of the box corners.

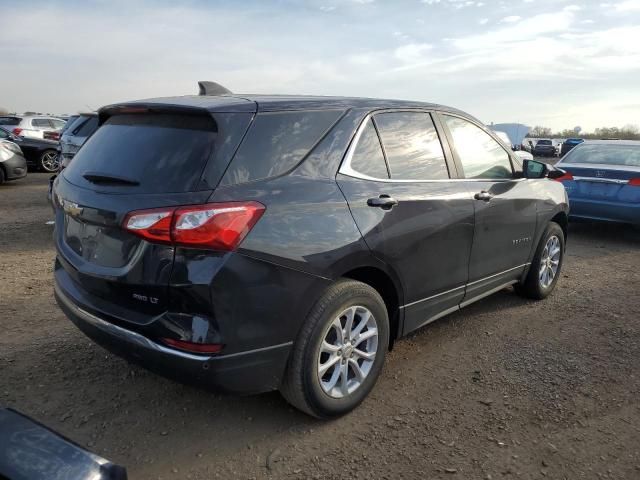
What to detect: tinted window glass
<box><xmin>537</xmin><ymin>140</ymin><xmax>552</xmax><ymax>145</ymax></box>
<box><xmin>0</xmin><ymin>117</ymin><xmax>20</xmax><ymax>126</ymax></box>
<box><xmin>0</xmin><ymin>128</ymin><xmax>9</xmax><ymax>139</ymax></box>
<box><xmin>32</xmin><ymin>118</ymin><xmax>52</xmax><ymax>127</ymax></box>
<box><xmin>564</xmin><ymin>144</ymin><xmax>640</xmax><ymax>167</ymax></box>
<box><xmin>73</xmin><ymin>116</ymin><xmax>99</xmax><ymax>137</ymax></box>
<box><xmin>374</xmin><ymin>112</ymin><xmax>449</xmax><ymax>180</ymax></box>
<box><xmin>63</xmin><ymin>113</ymin><xmax>217</xmax><ymax>193</ymax></box>
<box><xmin>61</xmin><ymin>116</ymin><xmax>79</xmax><ymax>133</ymax></box>
<box><xmin>222</xmin><ymin>110</ymin><xmax>342</xmax><ymax>185</ymax></box>
<box><xmin>350</xmin><ymin>119</ymin><xmax>388</xmax><ymax>179</ymax></box>
<box><xmin>443</xmin><ymin>115</ymin><xmax>513</xmax><ymax>179</ymax></box>
<box><xmin>51</xmin><ymin>119</ymin><xmax>66</xmax><ymax>129</ymax></box>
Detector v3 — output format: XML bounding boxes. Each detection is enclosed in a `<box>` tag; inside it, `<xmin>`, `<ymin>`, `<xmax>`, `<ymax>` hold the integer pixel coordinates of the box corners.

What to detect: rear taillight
<box><xmin>553</xmin><ymin>172</ymin><xmax>574</xmax><ymax>182</ymax></box>
<box><xmin>628</xmin><ymin>178</ymin><xmax>640</xmax><ymax>186</ymax></box>
<box><xmin>12</xmin><ymin>128</ymin><xmax>22</xmax><ymax>136</ymax></box>
<box><xmin>123</xmin><ymin>201</ymin><xmax>265</xmax><ymax>251</ymax></box>
<box><xmin>160</xmin><ymin>338</ymin><xmax>224</xmax><ymax>354</ymax></box>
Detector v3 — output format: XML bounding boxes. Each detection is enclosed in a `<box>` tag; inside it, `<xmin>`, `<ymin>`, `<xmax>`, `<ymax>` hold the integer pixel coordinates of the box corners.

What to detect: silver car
<box><xmin>57</xmin><ymin>113</ymin><xmax>98</xmax><ymax>170</ymax></box>
<box><xmin>0</xmin><ymin>115</ymin><xmax>66</xmax><ymax>139</ymax></box>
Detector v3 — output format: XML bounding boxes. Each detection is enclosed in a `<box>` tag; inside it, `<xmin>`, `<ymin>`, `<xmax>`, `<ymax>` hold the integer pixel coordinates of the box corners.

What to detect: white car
<box><xmin>493</xmin><ymin>130</ymin><xmax>533</xmax><ymax>161</ymax></box>
<box><xmin>0</xmin><ymin>115</ymin><xmax>66</xmax><ymax>139</ymax></box>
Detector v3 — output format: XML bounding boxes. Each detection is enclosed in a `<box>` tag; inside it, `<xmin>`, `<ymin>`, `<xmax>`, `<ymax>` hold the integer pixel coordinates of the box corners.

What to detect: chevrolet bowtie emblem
<box><xmin>62</xmin><ymin>200</ymin><xmax>83</xmax><ymax>216</ymax></box>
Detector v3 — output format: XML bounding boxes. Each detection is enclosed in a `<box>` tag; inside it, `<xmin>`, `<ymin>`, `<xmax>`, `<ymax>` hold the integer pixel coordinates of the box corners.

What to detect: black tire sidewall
<box><xmin>303</xmin><ymin>288</ymin><xmax>389</xmax><ymax>417</ymax></box>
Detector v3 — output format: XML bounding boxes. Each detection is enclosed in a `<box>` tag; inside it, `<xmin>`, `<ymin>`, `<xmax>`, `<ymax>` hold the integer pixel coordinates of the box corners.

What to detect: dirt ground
<box><xmin>1</xmin><ymin>173</ymin><xmax>639</xmax><ymax>480</ymax></box>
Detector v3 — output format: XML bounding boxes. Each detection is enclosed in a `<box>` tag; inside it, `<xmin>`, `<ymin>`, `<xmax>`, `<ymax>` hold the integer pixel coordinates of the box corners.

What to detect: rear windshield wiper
<box><xmin>82</xmin><ymin>172</ymin><xmax>140</xmax><ymax>186</ymax></box>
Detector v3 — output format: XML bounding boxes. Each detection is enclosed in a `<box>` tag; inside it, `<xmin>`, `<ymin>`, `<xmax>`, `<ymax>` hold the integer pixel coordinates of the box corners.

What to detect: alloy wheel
<box><xmin>539</xmin><ymin>235</ymin><xmax>561</xmax><ymax>289</ymax></box>
<box><xmin>41</xmin><ymin>151</ymin><xmax>60</xmax><ymax>172</ymax></box>
<box><xmin>316</xmin><ymin>305</ymin><xmax>378</xmax><ymax>399</ymax></box>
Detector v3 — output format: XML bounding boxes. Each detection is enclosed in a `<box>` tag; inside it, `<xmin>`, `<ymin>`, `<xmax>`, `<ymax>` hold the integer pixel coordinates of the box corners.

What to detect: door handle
<box><xmin>474</xmin><ymin>191</ymin><xmax>493</xmax><ymax>202</ymax></box>
<box><xmin>367</xmin><ymin>195</ymin><xmax>398</xmax><ymax>210</ymax></box>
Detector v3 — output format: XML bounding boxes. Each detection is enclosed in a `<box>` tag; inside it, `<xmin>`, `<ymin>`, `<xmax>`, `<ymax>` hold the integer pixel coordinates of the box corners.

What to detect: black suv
<box><xmin>53</xmin><ymin>85</ymin><xmax>569</xmax><ymax>418</ymax></box>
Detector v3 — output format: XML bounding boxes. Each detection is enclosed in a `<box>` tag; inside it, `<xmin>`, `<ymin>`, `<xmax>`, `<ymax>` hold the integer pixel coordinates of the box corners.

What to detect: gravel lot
<box><xmin>1</xmin><ymin>173</ymin><xmax>640</xmax><ymax>479</ymax></box>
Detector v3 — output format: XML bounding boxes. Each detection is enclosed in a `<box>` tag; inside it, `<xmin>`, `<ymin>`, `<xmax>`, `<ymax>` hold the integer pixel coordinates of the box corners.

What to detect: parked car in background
<box><xmin>0</xmin><ymin>139</ymin><xmax>28</xmax><ymax>184</ymax></box>
<box><xmin>52</xmin><ymin>85</ymin><xmax>569</xmax><ymax>418</ymax></box>
<box><xmin>554</xmin><ymin>140</ymin><xmax>640</xmax><ymax>226</ymax></box>
<box><xmin>0</xmin><ymin>127</ymin><xmax>60</xmax><ymax>172</ymax></box>
<box><xmin>494</xmin><ymin>130</ymin><xmax>533</xmax><ymax>161</ymax></box>
<box><xmin>0</xmin><ymin>115</ymin><xmax>66</xmax><ymax>139</ymax></box>
<box><xmin>533</xmin><ymin>139</ymin><xmax>557</xmax><ymax>157</ymax></box>
<box><xmin>58</xmin><ymin>113</ymin><xmax>98</xmax><ymax>170</ymax></box>
<box><xmin>560</xmin><ymin>138</ymin><xmax>584</xmax><ymax>157</ymax></box>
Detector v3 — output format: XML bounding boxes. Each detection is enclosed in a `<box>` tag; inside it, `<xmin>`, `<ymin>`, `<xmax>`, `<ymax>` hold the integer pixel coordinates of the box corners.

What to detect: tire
<box><xmin>39</xmin><ymin>150</ymin><xmax>59</xmax><ymax>172</ymax></box>
<box><xmin>280</xmin><ymin>279</ymin><xmax>389</xmax><ymax>418</ymax></box>
<box><xmin>516</xmin><ymin>221</ymin><xmax>565</xmax><ymax>300</ymax></box>
<box><xmin>0</xmin><ymin>166</ymin><xmax>5</xmax><ymax>184</ymax></box>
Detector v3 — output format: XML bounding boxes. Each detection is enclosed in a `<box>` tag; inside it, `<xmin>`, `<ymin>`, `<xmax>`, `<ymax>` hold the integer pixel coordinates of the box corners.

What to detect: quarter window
<box><xmin>349</xmin><ymin>119</ymin><xmax>389</xmax><ymax>179</ymax></box>
<box><xmin>373</xmin><ymin>112</ymin><xmax>449</xmax><ymax>180</ymax></box>
<box><xmin>443</xmin><ymin>115</ymin><xmax>513</xmax><ymax>179</ymax></box>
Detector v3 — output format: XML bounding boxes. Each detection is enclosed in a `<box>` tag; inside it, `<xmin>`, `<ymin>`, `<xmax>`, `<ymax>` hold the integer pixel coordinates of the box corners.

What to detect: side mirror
<box><xmin>523</xmin><ymin>159</ymin><xmax>547</xmax><ymax>179</ymax></box>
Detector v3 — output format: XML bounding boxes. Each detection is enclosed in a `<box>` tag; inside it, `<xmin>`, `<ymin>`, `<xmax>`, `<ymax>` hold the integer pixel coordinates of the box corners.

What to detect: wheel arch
<box><xmin>550</xmin><ymin>210</ymin><xmax>568</xmax><ymax>245</ymax></box>
<box><xmin>340</xmin><ymin>265</ymin><xmax>404</xmax><ymax>350</ymax></box>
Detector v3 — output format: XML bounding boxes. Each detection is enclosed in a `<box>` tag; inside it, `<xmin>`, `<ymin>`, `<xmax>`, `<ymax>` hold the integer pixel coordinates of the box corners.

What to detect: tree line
<box><xmin>527</xmin><ymin>125</ymin><xmax>640</xmax><ymax>140</ymax></box>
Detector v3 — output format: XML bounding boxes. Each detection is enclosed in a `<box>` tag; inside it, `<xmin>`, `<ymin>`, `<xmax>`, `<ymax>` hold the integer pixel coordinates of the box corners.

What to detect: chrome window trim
<box><xmin>339</xmin><ymin>111</ymin><xmax>524</xmax><ymax>184</ymax></box>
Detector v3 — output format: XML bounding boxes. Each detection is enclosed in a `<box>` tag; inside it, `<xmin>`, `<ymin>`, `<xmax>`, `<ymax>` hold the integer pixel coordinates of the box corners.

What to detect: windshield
<box><xmin>562</xmin><ymin>144</ymin><xmax>640</xmax><ymax>167</ymax></box>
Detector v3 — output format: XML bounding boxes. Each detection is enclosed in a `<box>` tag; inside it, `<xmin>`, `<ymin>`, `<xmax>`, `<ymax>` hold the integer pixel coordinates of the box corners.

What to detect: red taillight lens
<box><xmin>12</xmin><ymin>128</ymin><xmax>22</xmax><ymax>136</ymax></box>
<box><xmin>628</xmin><ymin>178</ymin><xmax>640</xmax><ymax>186</ymax></box>
<box><xmin>553</xmin><ymin>172</ymin><xmax>574</xmax><ymax>182</ymax></box>
<box><xmin>160</xmin><ymin>338</ymin><xmax>224</xmax><ymax>354</ymax></box>
<box><xmin>123</xmin><ymin>202</ymin><xmax>265</xmax><ymax>251</ymax></box>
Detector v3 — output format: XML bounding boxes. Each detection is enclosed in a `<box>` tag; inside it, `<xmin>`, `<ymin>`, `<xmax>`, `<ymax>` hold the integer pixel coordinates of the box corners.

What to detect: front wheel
<box><xmin>39</xmin><ymin>150</ymin><xmax>59</xmax><ymax>172</ymax></box>
<box><xmin>280</xmin><ymin>279</ymin><xmax>389</xmax><ymax>418</ymax></box>
<box><xmin>516</xmin><ymin>221</ymin><xmax>565</xmax><ymax>299</ymax></box>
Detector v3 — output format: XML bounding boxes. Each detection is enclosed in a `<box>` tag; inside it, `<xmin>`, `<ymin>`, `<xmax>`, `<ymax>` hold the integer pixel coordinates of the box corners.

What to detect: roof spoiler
<box><xmin>198</xmin><ymin>81</ymin><xmax>232</xmax><ymax>96</ymax></box>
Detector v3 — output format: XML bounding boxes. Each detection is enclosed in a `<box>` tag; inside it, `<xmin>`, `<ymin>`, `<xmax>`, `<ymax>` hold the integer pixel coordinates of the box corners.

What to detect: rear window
<box><xmin>61</xmin><ymin>116</ymin><xmax>79</xmax><ymax>133</ymax></box>
<box><xmin>63</xmin><ymin>113</ymin><xmax>218</xmax><ymax>193</ymax></box>
<box><xmin>537</xmin><ymin>140</ymin><xmax>552</xmax><ymax>145</ymax></box>
<box><xmin>72</xmin><ymin>116</ymin><xmax>99</xmax><ymax>137</ymax></box>
<box><xmin>32</xmin><ymin>118</ymin><xmax>53</xmax><ymax>127</ymax></box>
<box><xmin>0</xmin><ymin>117</ymin><xmax>21</xmax><ymax>126</ymax></box>
<box><xmin>563</xmin><ymin>144</ymin><xmax>640</xmax><ymax>167</ymax></box>
<box><xmin>221</xmin><ymin>110</ymin><xmax>343</xmax><ymax>185</ymax></box>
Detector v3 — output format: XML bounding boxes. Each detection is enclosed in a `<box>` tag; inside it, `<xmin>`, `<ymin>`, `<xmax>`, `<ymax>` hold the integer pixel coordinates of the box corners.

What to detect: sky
<box><xmin>2</xmin><ymin>0</ymin><xmax>640</xmax><ymax>131</ymax></box>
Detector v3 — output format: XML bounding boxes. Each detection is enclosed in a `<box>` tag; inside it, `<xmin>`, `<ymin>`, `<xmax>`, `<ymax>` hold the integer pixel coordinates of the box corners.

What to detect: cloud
<box><xmin>615</xmin><ymin>0</ymin><xmax>640</xmax><ymax>11</ymax></box>
<box><xmin>501</xmin><ymin>15</ymin><xmax>522</xmax><ymax>23</ymax></box>
<box><xmin>394</xmin><ymin>43</ymin><xmax>433</xmax><ymax>63</ymax></box>
<box><xmin>478</xmin><ymin>18</ymin><xmax>489</xmax><ymax>24</ymax></box>
<box><xmin>563</xmin><ymin>5</ymin><xmax>582</xmax><ymax>12</ymax></box>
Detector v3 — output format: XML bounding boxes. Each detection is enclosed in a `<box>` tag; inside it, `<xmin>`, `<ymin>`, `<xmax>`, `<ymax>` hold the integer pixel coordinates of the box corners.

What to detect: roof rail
<box><xmin>198</xmin><ymin>81</ymin><xmax>232</xmax><ymax>96</ymax></box>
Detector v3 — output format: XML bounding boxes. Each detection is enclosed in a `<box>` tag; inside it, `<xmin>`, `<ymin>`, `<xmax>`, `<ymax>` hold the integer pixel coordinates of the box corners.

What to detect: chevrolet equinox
<box><xmin>53</xmin><ymin>82</ymin><xmax>569</xmax><ymax>418</ymax></box>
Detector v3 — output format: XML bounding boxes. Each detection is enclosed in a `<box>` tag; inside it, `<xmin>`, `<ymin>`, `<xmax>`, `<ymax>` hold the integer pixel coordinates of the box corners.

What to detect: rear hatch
<box><xmin>53</xmin><ymin>106</ymin><xmax>254</xmax><ymax>322</ymax></box>
<box><xmin>560</xmin><ymin>163</ymin><xmax>640</xmax><ymax>202</ymax></box>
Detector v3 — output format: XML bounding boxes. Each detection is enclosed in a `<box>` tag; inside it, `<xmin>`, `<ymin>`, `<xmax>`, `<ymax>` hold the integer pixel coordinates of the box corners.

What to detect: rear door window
<box><xmin>73</xmin><ymin>116</ymin><xmax>99</xmax><ymax>137</ymax></box>
<box><xmin>221</xmin><ymin>110</ymin><xmax>343</xmax><ymax>185</ymax></box>
<box><xmin>63</xmin><ymin>113</ymin><xmax>219</xmax><ymax>193</ymax></box>
<box><xmin>373</xmin><ymin>112</ymin><xmax>449</xmax><ymax>180</ymax></box>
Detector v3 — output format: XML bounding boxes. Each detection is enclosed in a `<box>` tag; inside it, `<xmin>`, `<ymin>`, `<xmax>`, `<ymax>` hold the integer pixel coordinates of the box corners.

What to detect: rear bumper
<box><xmin>54</xmin><ymin>280</ymin><xmax>292</xmax><ymax>394</ymax></box>
<box><xmin>568</xmin><ymin>197</ymin><xmax>640</xmax><ymax>225</ymax></box>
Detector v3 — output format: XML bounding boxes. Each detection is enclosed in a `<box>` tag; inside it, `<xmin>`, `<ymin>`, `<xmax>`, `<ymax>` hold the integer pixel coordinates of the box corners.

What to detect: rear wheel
<box><xmin>0</xmin><ymin>166</ymin><xmax>5</xmax><ymax>184</ymax></box>
<box><xmin>516</xmin><ymin>222</ymin><xmax>564</xmax><ymax>299</ymax></box>
<box><xmin>39</xmin><ymin>150</ymin><xmax>59</xmax><ymax>172</ymax></box>
<box><xmin>280</xmin><ymin>279</ymin><xmax>389</xmax><ymax>418</ymax></box>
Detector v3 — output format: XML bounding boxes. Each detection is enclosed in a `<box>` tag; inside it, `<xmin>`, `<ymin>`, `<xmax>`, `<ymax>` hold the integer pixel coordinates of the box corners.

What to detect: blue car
<box><xmin>555</xmin><ymin>140</ymin><xmax>640</xmax><ymax>226</ymax></box>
